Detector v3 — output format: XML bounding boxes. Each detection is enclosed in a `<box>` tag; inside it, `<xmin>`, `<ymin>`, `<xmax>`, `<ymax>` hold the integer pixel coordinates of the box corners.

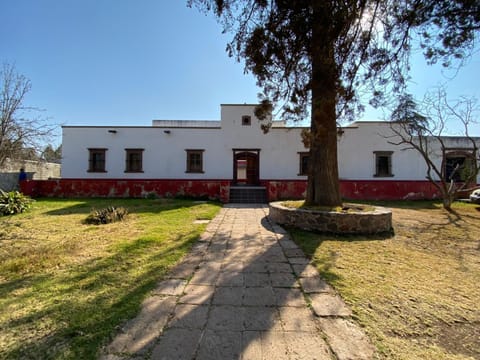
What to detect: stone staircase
<box><xmin>229</xmin><ymin>186</ymin><xmax>267</xmax><ymax>204</ymax></box>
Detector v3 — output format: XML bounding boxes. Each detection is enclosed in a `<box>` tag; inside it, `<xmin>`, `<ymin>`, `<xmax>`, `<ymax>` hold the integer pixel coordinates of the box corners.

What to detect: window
<box><xmin>242</xmin><ymin>115</ymin><xmax>251</xmax><ymax>126</ymax></box>
<box><xmin>186</xmin><ymin>149</ymin><xmax>204</xmax><ymax>173</ymax></box>
<box><xmin>298</xmin><ymin>152</ymin><xmax>309</xmax><ymax>176</ymax></box>
<box><xmin>374</xmin><ymin>151</ymin><xmax>393</xmax><ymax>177</ymax></box>
<box><xmin>125</xmin><ymin>149</ymin><xmax>144</xmax><ymax>173</ymax></box>
<box><xmin>445</xmin><ymin>151</ymin><xmax>476</xmax><ymax>182</ymax></box>
<box><xmin>88</xmin><ymin>148</ymin><xmax>107</xmax><ymax>172</ymax></box>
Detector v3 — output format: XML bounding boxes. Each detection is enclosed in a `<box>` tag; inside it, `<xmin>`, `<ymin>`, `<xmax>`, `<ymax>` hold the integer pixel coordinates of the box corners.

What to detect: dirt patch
<box><xmin>435</xmin><ymin>320</ymin><xmax>480</xmax><ymax>358</ymax></box>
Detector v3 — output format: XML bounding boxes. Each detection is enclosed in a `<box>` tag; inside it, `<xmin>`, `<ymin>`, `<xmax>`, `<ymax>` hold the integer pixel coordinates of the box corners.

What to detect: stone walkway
<box><xmin>100</xmin><ymin>204</ymin><xmax>375</xmax><ymax>360</ymax></box>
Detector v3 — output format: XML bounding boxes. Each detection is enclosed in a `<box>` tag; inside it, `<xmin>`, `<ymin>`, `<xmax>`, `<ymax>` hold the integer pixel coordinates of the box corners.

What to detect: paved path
<box><xmin>101</xmin><ymin>204</ymin><xmax>374</xmax><ymax>360</ymax></box>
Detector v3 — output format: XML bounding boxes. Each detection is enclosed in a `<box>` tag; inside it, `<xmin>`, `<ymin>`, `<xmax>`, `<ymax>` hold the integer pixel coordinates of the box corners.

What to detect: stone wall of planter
<box><xmin>269</xmin><ymin>201</ymin><xmax>393</xmax><ymax>235</ymax></box>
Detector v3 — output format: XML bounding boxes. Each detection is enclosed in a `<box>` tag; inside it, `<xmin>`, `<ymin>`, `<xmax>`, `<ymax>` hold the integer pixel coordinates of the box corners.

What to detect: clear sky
<box><xmin>1</xmin><ymin>0</ymin><xmax>479</xmax><ymax>145</ymax></box>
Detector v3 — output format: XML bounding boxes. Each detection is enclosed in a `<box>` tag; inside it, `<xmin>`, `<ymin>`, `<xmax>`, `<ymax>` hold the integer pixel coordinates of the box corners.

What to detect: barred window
<box><xmin>445</xmin><ymin>151</ymin><xmax>476</xmax><ymax>182</ymax></box>
<box><xmin>374</xmin><ymin>151</ymin><xmax>393</xmax><ymax>177</ymax></box>
<box><xmin>186</xmin><ymin>149</ymin><xmax>204</xmax><ymax>173</ymax></box>
<box><xmin>242</xmin><ymin>115</ymin><xmax>251</xmax><ymax>126</ymax></box>
<box><xmin>88</xmin><ymin>148</ymin><xmax>107</xmax><ymax>172</ymax></box>
<box><xmin>125</xmin><ymin>149</ymin><xmax>144</xmax><ymax>173</ymax></box>
<box><xmin>298</xmin><ymin>152</ymin><xmax>309</xmax><ymax>176</ymax></box>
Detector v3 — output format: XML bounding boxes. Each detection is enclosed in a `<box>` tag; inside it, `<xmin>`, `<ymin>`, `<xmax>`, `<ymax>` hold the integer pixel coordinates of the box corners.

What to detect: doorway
<box><xmin>233</xmin><ymin>149</ymin><xmax>260</xmax><ymax>185</ymax></box>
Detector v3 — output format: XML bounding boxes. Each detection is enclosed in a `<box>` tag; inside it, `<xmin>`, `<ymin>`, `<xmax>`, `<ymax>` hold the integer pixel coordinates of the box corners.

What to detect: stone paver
<box><xmin>319</xmin><ymin>318</ymin><xmax>376</xmax><ymax>360</ymax></box>
<box><xmin>106</xmin><ymin>295</ymin><xmax>176</xmax><ymax>355</ymax></box>
<box><xmin>309</xmin><ymin>293</ymin><xmax>353</xmax><ymax>317</ymax></box>
<box><xmin>152</xmin><ymin>279</ymin><xmax>187</xmax><ymax>296</ymax></box>
<box><xmin>298</xmin><ymin>276</ymin><xmax>334</xmax><ymax>294</ymax></box>
<box><xmin>168</xmin><ymin>304</ymin><xmax>209</xmax><ymax>330</ymax></box>
<box><xmin>151</xmin><ymin>328</ymin><xmax>202</xmax><ymax>360</ymax></box>
<box><xmin>101</xmin><ymin>204</ymin><xmax>375</xmax><ymax>359</ymax></box>
<box><xmin>180</xmin><ymin>284</ymin><xmax>215</xmax><ymax>305</ymax></box>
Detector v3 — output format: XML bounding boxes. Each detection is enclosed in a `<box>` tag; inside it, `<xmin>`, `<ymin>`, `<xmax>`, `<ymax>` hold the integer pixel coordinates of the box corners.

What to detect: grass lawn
<box><xmin>0</xmin><ymin>198</ymin><xmax>221</xmax><ymax>359</ymax></box>
<box><xmin>289</xmin><ymin>201</ymin><xmax>480</xmax><ymax>360</ymax></box>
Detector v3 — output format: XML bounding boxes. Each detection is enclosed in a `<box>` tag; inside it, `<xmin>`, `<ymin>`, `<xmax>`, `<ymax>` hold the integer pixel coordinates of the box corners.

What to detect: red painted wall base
<box><xmin>18</xmin><ymin>178</ymin><xmax>457</xmax><ymax>202</ymax></box>
<box><xmin>340</xmin><ymin>180</ymin><xmax>443</xmax><ymax>200</ymax></box>
<box><xmin>20</xmin><ymin>179</ymin><xmax>231</xmax><ymax>203</ymax></box>
<box><xmin>262</xmin><ymin>180</ymin><xmax>443</xmax><ymax>201</ymax></box>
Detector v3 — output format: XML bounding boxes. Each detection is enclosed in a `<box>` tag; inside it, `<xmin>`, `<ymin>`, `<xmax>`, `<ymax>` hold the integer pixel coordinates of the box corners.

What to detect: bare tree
<box><xmin>0</xmin><ymin>63</ymin><xmax>55</xmax><ymax>166</ymax></box>
<box><xmin>389</xmin><ymin>89</ymin><xmax>479</xmax><ymax>211</ymax></box>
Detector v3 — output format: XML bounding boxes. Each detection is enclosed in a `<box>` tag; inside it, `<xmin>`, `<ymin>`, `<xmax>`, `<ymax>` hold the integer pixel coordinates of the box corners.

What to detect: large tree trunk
<box><xmin>305</xmin><ymin>3</ymin><xmax>342</xmax><ymax>207</ymax></box>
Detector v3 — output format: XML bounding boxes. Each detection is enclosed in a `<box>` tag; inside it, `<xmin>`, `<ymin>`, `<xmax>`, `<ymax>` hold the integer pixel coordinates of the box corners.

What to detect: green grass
<box><xmin>289</xmin><ymin>201</ymin><xmax>480</xmax><ymax>360</ymax></box>
<box><xmin>0</xmin><ymin>198</ymin><xmax>221</xmax><ymax>359</ymax></box>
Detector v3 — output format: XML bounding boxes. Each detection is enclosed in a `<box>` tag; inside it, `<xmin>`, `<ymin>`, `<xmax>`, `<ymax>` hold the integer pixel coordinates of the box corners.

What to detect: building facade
<box><xmin>21</xmin><ymin>104</ymin><xmax>479</xmax><ymax>202</ymax></box>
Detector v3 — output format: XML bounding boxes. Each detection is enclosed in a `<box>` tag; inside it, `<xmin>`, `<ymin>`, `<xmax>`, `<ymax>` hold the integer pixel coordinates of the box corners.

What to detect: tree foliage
<box><xmin>188</xmin><ymin>0</ymin><xmax>479</xmax><ymax>206</ymax></box>
<box><xmin>0</xmin><ymin>64</ymin><xmax>54</xmax><ymax>166</ymax></box>
<box><xmin>41</xmin><ymin>144</ymin><xmax>62</xmax><ymax>163</ymax></box>
<box><xmin>190</xmin><ymin>0</ymin><xmax>478</xmax><ymax>121</ymax></box>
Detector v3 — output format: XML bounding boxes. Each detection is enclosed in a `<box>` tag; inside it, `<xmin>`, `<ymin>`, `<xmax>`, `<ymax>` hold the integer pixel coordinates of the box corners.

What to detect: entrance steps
<box><xmin>229</xmin><ymin>186</ymin><xmax>267</xmax><ymax>204</ymax></box>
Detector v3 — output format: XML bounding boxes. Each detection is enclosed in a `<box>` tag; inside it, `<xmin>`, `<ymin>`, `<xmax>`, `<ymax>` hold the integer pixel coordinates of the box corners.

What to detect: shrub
<box><xmin>144</xmin><ymin>191</ymin><xmax>159</xmax><ymax>199</ymax></box>
<box><xmin>0</xmin><ymin>190</ymin><xmax>34</xmax><ymax>216</ymax></box>
<box><xmin>85</xmin><ymin>206</ymin><xmax>128</xmax><ymax>225</ymax></box>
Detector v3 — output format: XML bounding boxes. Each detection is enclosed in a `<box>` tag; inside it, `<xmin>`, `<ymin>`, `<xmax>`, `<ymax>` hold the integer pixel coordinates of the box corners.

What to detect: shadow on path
<box><xmin>101</xmin><ymin>204</ymin><xmax>374</xmax><ymax>360</ymax></box>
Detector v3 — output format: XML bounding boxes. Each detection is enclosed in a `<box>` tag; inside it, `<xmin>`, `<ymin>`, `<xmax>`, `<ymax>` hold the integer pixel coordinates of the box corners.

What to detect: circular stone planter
<box><xmin>269</xmin><ymin>201</ymin><xmax>393</xmax><ymax>235</ymax></box>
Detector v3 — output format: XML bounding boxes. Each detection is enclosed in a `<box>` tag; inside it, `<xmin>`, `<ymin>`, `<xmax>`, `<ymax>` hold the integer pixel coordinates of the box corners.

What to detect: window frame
<box><xmin>125</xmin><ymin>148</ymin><xmax>144</xmax><ymax>173</ymax></box>
<box><xmin>88</xmin><ymin>148</ymin><xmax>107</xmax><ymax>173</ymax></box>
<box><xmin>185</xmin><ymin>149</ymin><xmax>204</xmax><ymax>173</ymax></box>
<box><xmin>241</xmin><ymin>115</ymin><xmax>252</xmax><ymax>126</ymax></box>
<box><xmin>374</xmin><ymin>151</ymin><xmax>394</xmax><ymax>177</ymax></box>
<box><xmin>444</xmin><ymin>149</ymin><xmax>477</xmax><ymax>182</ymax></box>
<box><xmin>298</xmin><ymin>152</ymin><xmax>310</xmax><ymax>176</ymax></box>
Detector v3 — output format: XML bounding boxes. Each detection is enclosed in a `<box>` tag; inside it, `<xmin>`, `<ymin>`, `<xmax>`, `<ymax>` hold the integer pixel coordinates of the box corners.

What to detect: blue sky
<box><xmin>1</xmin><ymin>0</ymin><xmax>479</xmax><ymax>145</ymax></box>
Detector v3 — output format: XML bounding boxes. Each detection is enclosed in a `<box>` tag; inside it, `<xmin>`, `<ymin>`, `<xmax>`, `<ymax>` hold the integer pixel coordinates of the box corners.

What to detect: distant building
<box><xmin>1</xmin><ymin>158</ymin><xmax>61</xmax><ymax>192</ymax></box>
<box><xmin>22</xmin><ymin>104</ymin><xmax>479</xmax><ymax>201</ymax></box>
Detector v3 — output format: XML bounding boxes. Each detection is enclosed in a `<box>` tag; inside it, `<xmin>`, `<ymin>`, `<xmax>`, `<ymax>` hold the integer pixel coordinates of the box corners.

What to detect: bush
<box><xmin>0</xmin><ymin>190</ymin><xmax>34</xmax><ymax>216</ymax></box>
<box><xmin>85</xmin><ymin>206</ymin><xmax>128</xmax><ymax>225</ymax></box>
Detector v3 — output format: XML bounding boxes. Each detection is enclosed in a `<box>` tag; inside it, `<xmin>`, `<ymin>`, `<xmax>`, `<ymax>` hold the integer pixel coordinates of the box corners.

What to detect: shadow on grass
<box><xmin>111</xmin><ymin>205</ymin><xmax>333</xmax><ymax>359</ymax></box>
<box><xmin>39</xmin><ymin>198</ymin><xmax>219</xmax><ymax>216</ymax></box>
<box><xmin>287</xmin><ymin>227</ymin><xmax>392</xmax><ymax>284</ymax></box>
<box><xmin>0</xmin><ymin>226</ymin><xmax>202</xmax><ymax>359</ymax></box>
<box><xmin>345</xmin><ymin>199</ymin><xmax>442</xmax><ymax>210</ymax></box>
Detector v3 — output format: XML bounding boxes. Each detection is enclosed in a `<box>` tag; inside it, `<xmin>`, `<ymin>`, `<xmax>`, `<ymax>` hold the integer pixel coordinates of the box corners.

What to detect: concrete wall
<box><xmin>0</xmin><ymin>158</ymin><xmax>61</xmax><ymax>191</ymax></box>
<box><xmin>20</xmin><ymin>179</ymin><xmax>230</xmax><ymax>202</ymax></box>
<box><xmin>52</xmin><ymin>104</ymin><xmax>480</xmax><ymax>201</ymax></box>
<box><xmin>338</xmin><ymin>121</ymin><xmax>480</xmax><ymax>183</ymax></box>
<box><xmin>338</xmin><ymin>122</ymin><xmax>427</xmax><ymax>180</ymax></box>
<box><xmin>62</xmin><ymin>105</ymin><xmax>479</xmax><ymax>184</ymax></box>
<box><xmin>20</xmin><ymin>178</ymin><xmax>444</xmax><ymax>202</ymax></box>
<box><xmin>61</xmin><ymin>104</ymin><xmax>309</xmax><ymax>181</ymax></box>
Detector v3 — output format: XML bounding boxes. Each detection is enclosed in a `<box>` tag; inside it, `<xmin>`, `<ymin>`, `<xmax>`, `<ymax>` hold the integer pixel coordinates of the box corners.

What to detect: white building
<box><xmin>25</xmin><ymin>104</ymin><xmax>479</xmax><ymax>201</ymax></box>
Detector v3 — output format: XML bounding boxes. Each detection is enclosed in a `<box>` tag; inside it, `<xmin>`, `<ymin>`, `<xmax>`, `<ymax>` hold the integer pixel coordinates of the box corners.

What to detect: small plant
<box><xmin>85</xmin><ymin>206</ymin><xmax>128</xmax><ymax>225</ymax></box>
<box><xmin>0</xmin><ymin>190</ymin><xmax>34</xmax><ymax>216</ymax></box>
<box><xmin>144</xmin><ymin>191</ymin><xmax>159</xmax><ymax>199</ymax></box>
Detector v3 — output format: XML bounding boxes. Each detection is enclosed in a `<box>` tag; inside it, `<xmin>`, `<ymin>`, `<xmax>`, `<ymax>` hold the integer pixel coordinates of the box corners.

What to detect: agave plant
<box><xmin>85</xmin><ymin>206</ymin><xmax>128</xmax><ymax>225</ymax></box>
<box><xmin>0</xmin><ymin>190</ymin><xmax>34</xmax><ymax>216</ymax></box>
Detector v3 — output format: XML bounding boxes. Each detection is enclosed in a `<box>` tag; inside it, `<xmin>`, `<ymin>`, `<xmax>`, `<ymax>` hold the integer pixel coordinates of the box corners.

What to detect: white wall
<box><xmin>338</xmin><ymin>122</ymin><xmax>429</xmax><ymax>180</ymax></box>
<box><xmin>338</xmin><ymin>122</ymin><xmax>480</xmax><ymax>183</ymax></box>
<box><xmin>62</xmin><ymin>106</ymin><xmax>479</xmax><ymax>183</ymax></box>
<box><xmin>62</xmin><ymin>104</ymin><xmax>309</xmax><ymax>180</ymax></box>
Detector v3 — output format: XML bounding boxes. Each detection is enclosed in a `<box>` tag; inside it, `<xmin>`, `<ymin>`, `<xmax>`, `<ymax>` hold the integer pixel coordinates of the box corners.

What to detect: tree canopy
<box><xmin>189</xmin><ymin>0</ymin><xmax>479</xmax><ymax>206</ymax></box>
